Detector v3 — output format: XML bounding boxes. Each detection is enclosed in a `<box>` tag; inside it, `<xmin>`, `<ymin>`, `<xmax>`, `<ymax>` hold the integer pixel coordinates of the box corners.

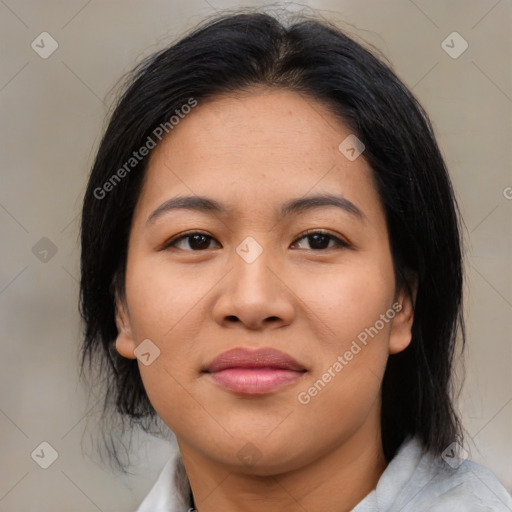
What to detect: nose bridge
<box><xmin>232</xmin><ymin>234</ymin><xmax>275</xmax><ymax>297</ymax></box>
<box><xmin>211</xmin><ymin>233</ymin><xmax>295</xmax><ymax>329</ymax></box>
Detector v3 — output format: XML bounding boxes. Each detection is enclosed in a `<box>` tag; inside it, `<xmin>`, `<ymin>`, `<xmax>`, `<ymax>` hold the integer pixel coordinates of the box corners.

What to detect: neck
<box><xmin>178</xmin><ymin>407</ymin><xmax>388</xmax><ymax>512</ymax></box>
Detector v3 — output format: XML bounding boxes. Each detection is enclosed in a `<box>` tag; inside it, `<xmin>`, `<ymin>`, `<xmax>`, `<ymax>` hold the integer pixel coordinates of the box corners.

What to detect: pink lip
<box><xmin>203</xmin><ymin>347</ymin><xmax>306</xmax><ymax>395</ymax></box>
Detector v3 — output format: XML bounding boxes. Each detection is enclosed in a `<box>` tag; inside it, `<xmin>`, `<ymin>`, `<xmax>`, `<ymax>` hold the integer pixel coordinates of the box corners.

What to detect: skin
<box><xmin>115</xmin><ymin>87</ymin><xmax>417</xmax><ymax>512</ymax></box>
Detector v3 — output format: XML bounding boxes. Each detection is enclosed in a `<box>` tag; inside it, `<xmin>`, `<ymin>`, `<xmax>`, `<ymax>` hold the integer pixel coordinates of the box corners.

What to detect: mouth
<box><xmin>202</xmin><ymin>347</ymin><xmax>307</xmax><ymax>395</ymax></box>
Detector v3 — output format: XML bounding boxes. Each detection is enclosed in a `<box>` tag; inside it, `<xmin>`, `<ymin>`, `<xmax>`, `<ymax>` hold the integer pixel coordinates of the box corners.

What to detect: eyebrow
<box><xmin>146</xmin><ymin>193</ymin><xmax>364</xmax><ymax>226</ymax></box>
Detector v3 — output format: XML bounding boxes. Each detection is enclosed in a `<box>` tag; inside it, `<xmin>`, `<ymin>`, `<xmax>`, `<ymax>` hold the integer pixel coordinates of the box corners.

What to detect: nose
<box><xmin>211</xmin><ymin>241</ymin><xmax>295</xmax><ymax>331</ymax></box>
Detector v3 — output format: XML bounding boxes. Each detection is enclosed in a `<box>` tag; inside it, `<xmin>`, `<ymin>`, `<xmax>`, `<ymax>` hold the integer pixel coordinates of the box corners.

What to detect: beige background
<box><xmin>1</xmin><ymin>0</ymin><xmax>511</xmax><ymax>510</ymax></box>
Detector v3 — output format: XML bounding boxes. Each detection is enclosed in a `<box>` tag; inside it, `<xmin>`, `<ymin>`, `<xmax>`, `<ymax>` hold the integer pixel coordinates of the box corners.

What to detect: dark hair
<box><xmin>79</xmin><ymin>8</ymin><xmax>465</xmax><ymax>471</ymax></box>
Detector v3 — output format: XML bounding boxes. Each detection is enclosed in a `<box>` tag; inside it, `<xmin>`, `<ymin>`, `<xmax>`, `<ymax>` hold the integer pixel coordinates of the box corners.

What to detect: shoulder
<box><xmin>415</xmin><ymin>457</ymin><xmax>512</xmax><ymax>511</ymax></box>
<box><xmin>354</xmin><ymin>437</ymin><xmax>512</xmax><ymax>511</ymax></box>
<box><xmin>393</xmin><ymin>438</ymin><xmax>512</xmax><ymax>511</ymax></box>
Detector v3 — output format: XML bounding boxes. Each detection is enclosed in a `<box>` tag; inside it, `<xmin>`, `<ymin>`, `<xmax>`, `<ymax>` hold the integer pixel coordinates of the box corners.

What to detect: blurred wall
<box><xmin>1</xmin><ymin>1</ymin><xmax>511</xmax><ymax>510</ymax></box>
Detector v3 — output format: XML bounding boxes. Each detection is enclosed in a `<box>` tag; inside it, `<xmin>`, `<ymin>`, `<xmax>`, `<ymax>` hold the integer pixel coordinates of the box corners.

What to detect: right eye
<box><xmin>162</xmin><ymin>231</ymin><xmax>221</xmax><ymax>251</ymax></box>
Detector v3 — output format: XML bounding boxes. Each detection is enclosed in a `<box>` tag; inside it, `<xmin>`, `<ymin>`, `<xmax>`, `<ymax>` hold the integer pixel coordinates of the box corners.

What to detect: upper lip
<box><xmin>203</xmin><ymin>347</ymin><xmax>306</xmax><ymax>373</ymax></box>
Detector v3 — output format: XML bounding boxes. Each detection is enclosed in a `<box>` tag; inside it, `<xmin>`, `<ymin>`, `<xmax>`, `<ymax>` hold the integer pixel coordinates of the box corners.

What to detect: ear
<box><xmin>388</xmin><ymin>273</ymin><xmax>418</xmax><ymax>355</ymax></box>
<box><xmin>114</xmin><ymin>293</ymin><xmax>137</xmax><ymax>359</ymax></box>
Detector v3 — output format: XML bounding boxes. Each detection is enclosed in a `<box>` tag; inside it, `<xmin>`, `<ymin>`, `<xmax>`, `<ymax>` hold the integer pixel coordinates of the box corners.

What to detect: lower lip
<box><xmin>207</xmin><ymin>368</ymin><xmax>305</xmax><ymax>395</ymax></box>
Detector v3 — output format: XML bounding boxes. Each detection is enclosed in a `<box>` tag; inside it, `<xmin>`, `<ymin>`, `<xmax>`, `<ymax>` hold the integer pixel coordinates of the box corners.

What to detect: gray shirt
<box><xmin>136</xmin><ymin>436</ymin><xmax>512</xmax><ymax>511</ymax></box>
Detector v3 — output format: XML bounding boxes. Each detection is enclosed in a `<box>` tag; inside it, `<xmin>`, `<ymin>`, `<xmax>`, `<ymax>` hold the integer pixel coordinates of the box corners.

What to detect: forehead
<box><xmin>160</xmin><ymin>88</ymin><xmax>348</xmax><ymax>164</ymax></box>
<box><xmin>136</xmin><ymin>88</ymin><xmax>383</xmax><ymax>222</ymax></box>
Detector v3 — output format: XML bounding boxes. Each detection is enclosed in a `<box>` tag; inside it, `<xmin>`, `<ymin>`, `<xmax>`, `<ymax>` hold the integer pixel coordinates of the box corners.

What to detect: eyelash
<box><xmin>162</xmin><ymin>229</ymin><xmax>350</xmax><ymax>252</ymax></box>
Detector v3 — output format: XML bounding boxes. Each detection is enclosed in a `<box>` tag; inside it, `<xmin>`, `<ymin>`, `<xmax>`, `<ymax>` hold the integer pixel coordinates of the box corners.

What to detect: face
<box><xmin>115</xmin><ymin>87</ymin><xmax>415</xmax><ymax>475</ymax></box>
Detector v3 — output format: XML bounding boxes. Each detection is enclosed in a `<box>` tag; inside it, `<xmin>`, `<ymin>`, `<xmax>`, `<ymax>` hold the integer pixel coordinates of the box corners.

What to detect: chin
<box><xmin>201</xmin><ymin>436</ymin><xmax>314</xmax><ymax>476</ymax></box>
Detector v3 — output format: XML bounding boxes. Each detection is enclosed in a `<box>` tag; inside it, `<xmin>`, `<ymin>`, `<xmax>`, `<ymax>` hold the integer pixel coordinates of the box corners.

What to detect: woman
<box><xmin>79</xmin><ymin>9</ymin><xmax>512</xmax><ymax>511</ymax></box>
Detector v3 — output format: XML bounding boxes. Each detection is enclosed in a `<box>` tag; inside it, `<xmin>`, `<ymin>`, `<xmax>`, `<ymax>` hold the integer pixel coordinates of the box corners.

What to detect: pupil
<box><xmin>310</xmin><ymin>234</ymin><xmax>329</xmax><ymax>249</ymax></box>
<box><xmin>190</xmin><ymin>234</ymin><xmax>209</xmax><ymax>250</ymax></box>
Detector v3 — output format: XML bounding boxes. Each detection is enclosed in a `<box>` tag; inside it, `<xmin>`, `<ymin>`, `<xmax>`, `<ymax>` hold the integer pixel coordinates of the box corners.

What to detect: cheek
<box><xmin>297</xmin><ymin>297</ymin><xmax>393</xmax><ymax>433</ymax></box>
<box><xmin>296</xmin><ymin>257</ymin><xmax>395</xmax><ymax>408</ymax></box>
<box><xmin>298</xmin><ymin>257</ymin><xmax>396</xmax><ymax>345</ymax></box>
<box><xmin>124</xmin><ymin>254</ymin><xmax>209</xmax><ymax>341</ymax></box>
<box><xmin>124</xmin><ymin>256</ymin><xmax>213</xmax><ymax>421</ymax></box>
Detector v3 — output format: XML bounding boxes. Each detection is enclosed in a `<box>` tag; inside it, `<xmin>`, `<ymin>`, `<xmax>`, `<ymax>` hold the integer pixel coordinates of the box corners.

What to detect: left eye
<box><xmin>164</xmin><ymin>232</ymin><xmax>219</xmax><ymax>251</ymax></box>
<box><xmin>291</xmin><ymin>231</ymin><xmax>349</xmax><ymax>250</ymax></box>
